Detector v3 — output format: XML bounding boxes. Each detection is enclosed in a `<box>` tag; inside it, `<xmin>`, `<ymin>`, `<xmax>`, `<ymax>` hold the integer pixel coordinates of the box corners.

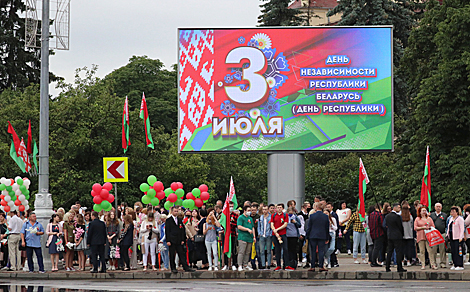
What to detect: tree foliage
<box><xmin>258</xmin><ymin>0</ymin><xmax>303</xmax><ymax>26</ymax></box>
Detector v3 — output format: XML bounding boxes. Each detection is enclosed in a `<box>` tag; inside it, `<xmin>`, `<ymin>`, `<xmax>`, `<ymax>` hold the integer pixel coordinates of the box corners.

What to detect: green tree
<box><xmin>0</xmin><ymin>0</ymin><xmax>41</xmax><ymax>91</ymax></box>
<box><xmin>258</xmin><ymin>0</ymin><xmax>303</xmax><ymax>26</ymax></box>
<box><xmin>104</xmin><ymin>56</ymin><xmax>177</xmax><ymax>133</ymax></box>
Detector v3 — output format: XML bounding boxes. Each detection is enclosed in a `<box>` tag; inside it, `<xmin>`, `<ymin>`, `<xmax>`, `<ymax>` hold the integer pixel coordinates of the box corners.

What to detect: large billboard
<box><xmin>178</xmin><ymin>27</ymin><xmax>393</xmax><ymax>153</ymax></box>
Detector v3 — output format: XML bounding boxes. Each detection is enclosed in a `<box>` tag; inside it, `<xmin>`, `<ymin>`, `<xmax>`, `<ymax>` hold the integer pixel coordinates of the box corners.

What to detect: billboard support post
<box><xmin>268</xmin><ymin>153</ymin><xmax>305</xmax><ymax>206</ymax></box>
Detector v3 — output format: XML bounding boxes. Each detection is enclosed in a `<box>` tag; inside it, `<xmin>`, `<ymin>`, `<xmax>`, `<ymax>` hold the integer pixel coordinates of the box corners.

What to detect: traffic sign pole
<box><xmin>114</xmin><ymin>183</ymin><xmax>118</xmax><ymax>214</ymax></box>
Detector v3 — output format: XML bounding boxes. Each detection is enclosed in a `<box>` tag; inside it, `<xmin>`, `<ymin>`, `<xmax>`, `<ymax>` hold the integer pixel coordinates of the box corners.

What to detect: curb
<box><xmin>1</xmin><ymin>270</ymin><xmax>470</xmax><ymax>281</ymax></box>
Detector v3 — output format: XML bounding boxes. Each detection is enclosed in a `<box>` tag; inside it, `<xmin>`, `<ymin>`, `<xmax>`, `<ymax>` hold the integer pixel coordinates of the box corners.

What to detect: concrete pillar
<box><xmin>267</xmin><ymin>153</ymin><xmax>305</xmax><ymax>206</ymax></box>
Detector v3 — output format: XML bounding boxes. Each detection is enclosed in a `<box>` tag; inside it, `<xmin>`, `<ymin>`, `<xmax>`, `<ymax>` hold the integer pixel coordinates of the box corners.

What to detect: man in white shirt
<box><xmin>8</xmin><ymin>210</ymin><xmax>24</xmax><ymax>271</ymax></box>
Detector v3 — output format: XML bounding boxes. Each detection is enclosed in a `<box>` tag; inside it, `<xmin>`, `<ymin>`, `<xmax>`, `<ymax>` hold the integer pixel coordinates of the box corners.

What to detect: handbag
<box><xmin>194</xmin><ymin>234</ymin><xmax>205</xmax><ymax>243</ymax></box>
<box><xmin>425</xmin><ymin>227</ymin><xmax>445</xmax><ymax>247</ymax></box>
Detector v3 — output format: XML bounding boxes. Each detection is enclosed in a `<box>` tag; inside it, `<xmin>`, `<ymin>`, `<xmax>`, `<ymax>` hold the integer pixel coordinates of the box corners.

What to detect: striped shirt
<box><xmin>345</xmin><ymin>212</ymin><xmax>365</xmax><ymax>233</ymax></box>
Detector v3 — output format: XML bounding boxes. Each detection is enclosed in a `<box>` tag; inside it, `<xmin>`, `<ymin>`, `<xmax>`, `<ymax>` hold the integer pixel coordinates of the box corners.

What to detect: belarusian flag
<box><xmin>420</xmin><ymin>146</ymin><xmax>431</xmax><ymax>211</ymax></box>
<box><xmin>27</xmin><ymin>120</ymin><xmax>39</xmax><ymax>172</ymax></box>
<box><xmin>122</xmin><ymin>96</ymin><xmax>131</xmax><ymax>153</ymax></box>
<box><xmin>139</xmin><ymin>92</ymin><xmax>154</xmax><ymax>149</ymax></box>
<box><xmin>7</xmin><ymin>121</ymin><xmax>26</xmax><ymax>173</ymax></box>
<box><xmin>358</xmin><ymin>158</ymin><xmax>369</xmax><ymax>227</ymax></box>
<box><xmin>219</xmin><ymin>176</ymin><xmax>238</xmax><ymax>258</ymax></box>
<box><xmin>19</xmin><ymin>138</ymin><xmax>31</xmax><ymax>172</ymax></box>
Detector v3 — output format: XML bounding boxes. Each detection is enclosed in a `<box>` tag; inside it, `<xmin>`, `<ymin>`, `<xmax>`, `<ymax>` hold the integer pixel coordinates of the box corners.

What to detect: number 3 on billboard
<box><xmin>225</xmin><ymin>47</ymin><xmax>268</xmax><ymax>105</ymax></box>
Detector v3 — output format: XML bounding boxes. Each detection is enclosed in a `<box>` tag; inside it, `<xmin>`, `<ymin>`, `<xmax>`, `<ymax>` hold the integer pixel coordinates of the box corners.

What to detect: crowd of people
<box><xmin>0</xmin><ymin>197</ymin><xmax>468</xmax><ymax>273</ymax></box>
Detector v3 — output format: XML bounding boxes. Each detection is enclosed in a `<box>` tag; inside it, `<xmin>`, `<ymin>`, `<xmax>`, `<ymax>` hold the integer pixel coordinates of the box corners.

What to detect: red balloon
<box><xmin>177</xmin><ymin>182</ymin><xmax>183</xmax><ymax>190</ymax></box>
<box><xmin>92</xmin><ymin>183</ymin><xmax>102</xmax><ymax>193</ymax></box>
<box><xmin>186</xmin><ymin>193</ymin><xmax>195</xmax><ymax>200</ymax></box>
<box><xmin>199</xmin><ymin>184</ymin><xmax>208</xmax><ymax>193</ymax></box>
<box><xmin>93</xmin><ymin>196</ymin><xmax>103</xmax><ymax>205</ymax></box>
<box><xmin>167</xmin><ymin>193</ymin><xmax>177</xmax><ymax>203</ymax></box>
<box><xmin>18</xmin><ymin>205</ymin><xmax>25</xmax><ymax>212</ymax></box>
<box><xmin>91</xmin><ymin>190</ymin><xmax>99</xmax><ymax>197</ymax></box>
<box><xmin>153</xmin><ymin>181</ymin><xmax>164</xmax><ymax>192</ymax></box>
<box><xmin>170</xmin><ymin>182</ymin><xmax>178</xmax><ymax>191</ymax></box>
<box><xmin>0</xmin><ymin>195</ymin><xmax>4</xmax><ymax>200</ymax></box>
<box><xmin>108</xmin><ymin>194</ymin><xmax>115</xmax><ymax>203</ymax></box>
<box><xmin>156</xmin><ymin>191</ymin><xmax>165</xmax><ymax>200</ymax></box>
<box><xmin>14</xmin><ymin>200</ymin><xmax>21</xmax><ymax>206</ymax></box>
<box><xmin>194</xmin><ymin>198</ymin><xmax>203</xmax><ymax>208</ymax></box>
<box><xmin>0</xmin><ymin>200</ymin><xmax>7</xmax><ymax>206</ymax></box>
<box><xmin>4</xmin><ymin>206</ymin><xmax>10</xmax><ymax>213</ymax></box>
<box><xmin>200</xmin><ymin>192</ymin><xmax>210</xmax><ymax>201</ymax></box>
<box><xmin>10</xmin><ymin>179</ymin><xmax>14</xmax><ymax>186</ymax></box>
<box><xmin>103</xmin><ymin>182</ymin><xmax>113</xmax><ymax>191</ymax></box>
<box><xmin>100</xmin><ymin>189</ymin><xmax>109</xmax><ymax>200</ymax></box>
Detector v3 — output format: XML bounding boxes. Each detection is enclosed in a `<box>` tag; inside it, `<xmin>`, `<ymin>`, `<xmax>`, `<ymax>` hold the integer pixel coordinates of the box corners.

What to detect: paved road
<box><xmin>1</xmin><ymin>279</ymin><xmax>469</xmax><ymax>292</ymax></box>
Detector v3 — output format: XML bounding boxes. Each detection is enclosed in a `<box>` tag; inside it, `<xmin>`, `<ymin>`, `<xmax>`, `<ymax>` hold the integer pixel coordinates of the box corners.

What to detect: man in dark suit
<box><xmin>305</xmin><ymin>202</ymin><xmax>330</xmax><ymax>272</ymax></box>
<box><xmin>384</xmin><ymin>203</ymin><xmax>407</xmax><ymax>272</ymax></box>
<box><xmin>87</xmin><ymin>211</ymin><xmax>107</xmax><ymax>273</ymax></box>
<box><xmin>165</xmin><ymin>206</ymin><xmax>194</xmax><ymax>273</ymax></box>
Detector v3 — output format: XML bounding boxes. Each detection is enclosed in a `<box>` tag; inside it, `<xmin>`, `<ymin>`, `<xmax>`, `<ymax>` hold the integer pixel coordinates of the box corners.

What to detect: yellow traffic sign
<box><xmin>103</xmin><ymin>157</ymin><xmax>128</xmax><ymax>182</ymax></box>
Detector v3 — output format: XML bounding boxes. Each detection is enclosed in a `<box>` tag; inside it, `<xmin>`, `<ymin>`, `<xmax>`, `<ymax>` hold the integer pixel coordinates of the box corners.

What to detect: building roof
<box><xmin>288</xmin><ymin>0</ymin><xmax>339</xmax><ymax>9</ymax></box>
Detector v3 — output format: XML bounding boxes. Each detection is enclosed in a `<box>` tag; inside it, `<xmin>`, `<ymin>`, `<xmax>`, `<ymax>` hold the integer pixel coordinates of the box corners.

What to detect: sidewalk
<box><xmin>2</xmin><ymin>256</ymin><xmax>470</xmax><ymax>281</ymax></box>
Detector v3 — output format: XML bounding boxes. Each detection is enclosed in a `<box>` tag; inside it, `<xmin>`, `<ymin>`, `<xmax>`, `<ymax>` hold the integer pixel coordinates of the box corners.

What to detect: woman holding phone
<box><xmin>140</xmin><ymin>212</ymin><xmax>159</xmax><ymax>271</ymax></box>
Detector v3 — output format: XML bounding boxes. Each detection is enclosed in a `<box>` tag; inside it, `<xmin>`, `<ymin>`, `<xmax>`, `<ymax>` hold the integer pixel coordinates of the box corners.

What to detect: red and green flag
<box><xmin>27</xmin><ymin>120</ymin><xmax>39</xmax><ymax>172</ymax></box>
<box><xmin>122</xmin><ymin>96</ymin><xmax>131</xmax><ymax>153</ymax></box>
<box><xmin>420</xmin><ymin>146</ymin><xmax>431</xmax><ymax>211</ymax></box>
<box><xmin>359</xmin><ymin>158</ymin><xmax>369</xmax><ymax>228</ymax></box>
<box><xmin>219</xmin><ymin>176</ymin><xmax>238</xmax><ymax>258</ymax></box>
<box><xmin>7</xmin><ymin>121</ymin><xmax>26</xmax><ymax>173</ymax></box>
<box><xmin>139</xmin><ymin>92</ymin><xmax>154</xmax><ymax>149</ymax></box>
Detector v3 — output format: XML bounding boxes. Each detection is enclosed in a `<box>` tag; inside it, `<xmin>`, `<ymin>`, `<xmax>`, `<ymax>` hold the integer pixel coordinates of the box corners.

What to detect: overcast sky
<box><xmin>49</xmin><ymin>0</ymin><xmax>261</xmax><ymax>96</ymax></box>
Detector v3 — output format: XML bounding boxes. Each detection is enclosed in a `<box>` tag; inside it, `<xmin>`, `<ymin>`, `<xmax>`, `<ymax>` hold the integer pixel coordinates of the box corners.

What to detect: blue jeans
<box><xmin>259</xmin><ymin>236</ymin><xmax>272</xmax><ymax>268</ymax></box>
<box><xmin>26</xmin><ymin>246</ymin><xmax>44</xmax><ymax>272</ymax></box>
<box><xmin>324</xmin><ymin>231</ymin><xmax>336</xmax><ymax>265</ymax></box>
<box><xmin>353</xmin><ymin>231</ymin><xmax>366</xmax><ymax>259</ymax></box>
<box><xmin>160</xmin><ymin>244</ymin><xmax>169</xmax><ymax>269</ymax></box>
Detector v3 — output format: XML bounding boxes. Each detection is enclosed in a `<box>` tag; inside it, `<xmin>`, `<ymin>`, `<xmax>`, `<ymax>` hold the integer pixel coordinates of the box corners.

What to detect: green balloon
<box><xmin>164</xmin><ymin>188</ymin><xmax>173</xmax><ymax>197</ymax></box>
<box><xmin>175</xmin><ymin>198</ymin><xmax>183</xmax><ymax>206</ymax></box>
<box><xmin>187</xmin><ymin>199</ymin><xmax>195</xmax><ymax>209</ymax></box>
<box><xmin>11</xmin><ymin>196</ymin><xmax>16</xmax><ymax>201</ymax></box>
<box><xmin>175</xmin><ymin>189</ymin><xmax>184</xmax><ymax>198</ymax></box>
<box><xmin>8</xmin><ymin>191</ymin><xmax>14</xmax><ymax>197</ymax></box>
<box><xmin>20</xmin><ymin>185</ymin><xmax>27</xmax><ymax>193</ymax></box>
<box><xmin>101</xmin><ymin>200</ymin><xmax>112</xmax><ymax>211</ymax></box>
<box><xmin>25</xmin><ymin>194</ymin><xmax>30</xmax><ymax>200</ymax></box>
<box><xmin>182</xmin><ymin>199</ymin><xmax>191</xmax><ymax>209</ymax></box>
<box><xmin>147</xmin><ymin>175</ymin><xmax>157</xmax><ymax>186</ymax></box>
<box><xmin>142</xmin><ymin>196</ymin><xmax>151</xmax><ymax>204</ymax></box>
<box><xmin>192</xmin><ymin>188</ymin><xmax>201</xmax><ymax>198</ymax></box>
<box><xmin>17</xmin><ymin>179</ymin><xmax>23</xmax><ymax>186</ymax></box>
<box><xmin>6</xmin><ymin>186</ymin><xmax>12</xmax><ymax>192</ymax></box>
<box><xmin>0</xmin><ymin>184</ymin><xmax>5</xmax><ymax>191</ymax></box>
<box><xmin>140</xmin><ymin>183</ymin><xmax>150</xmax><ymax>193</ymax></box>
<box><xmin>24</xmin><ymin>190</ymin><xmax>30</xmax><ymax>196</ymax></box>
<box><xmin>147</xmin><ymin>189</ymin><xmax>156</xmax><ymax>197</ymax></box>
<box><xmin>93</xmin><ymin>204</ymin><xmax>103</xmax><ymax>212</ymax></box>
<box><xmin>164</xmin><ymin>201</ymin><xmax>172</xmax><ymax>210</ymax></box>
<box><xmin>150</xmin><ymin>197</ymin><xmax>160</xmax><ymax>206</ymax></box>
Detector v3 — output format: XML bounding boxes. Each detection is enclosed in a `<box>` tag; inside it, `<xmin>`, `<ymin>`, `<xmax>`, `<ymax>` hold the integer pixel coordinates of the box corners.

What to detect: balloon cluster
<box><xmin>91</xmin><ymin>182</ymin><xmax>114</xmax><ymax>212</ymax></box>
<box><xmin>0</xmin><ymin>177</ymin><xmax>31</xmax><ymax>213</ymax></box>
<box><xmin>138</xmin><ymin>177</ymin><xmax>211</xmax><ymax>211</ymax></box>
<box><xmin>139</xmin><ymin>175</ymin><xmax>165</xmax><ymax>207</ymax></box>
<box><xmin>183</xmin><ymin>184</ymin><xmax>210</xmax><ymax>210</ymax></box>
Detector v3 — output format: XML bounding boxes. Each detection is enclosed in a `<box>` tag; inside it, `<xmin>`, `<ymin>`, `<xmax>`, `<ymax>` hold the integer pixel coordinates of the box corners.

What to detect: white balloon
<box><xmin>25</xmin><ymin>205</ymin><xmax>29</xmax><ymax>211</ymax></box>
<box><xmin>15</xmin><ymin>190</ymin><xmax>22</xmax><ymax>197</ymax></box>
<box><xmin>1</xmin><ymin>191</ymin><xmax>7</xmax><ymax>196</ymax></box>
<box><xmin>4</xmin><ymin>180</ymin><xmax>11</xmax><ymax>187</ymax></box>
<box><xmin>23</xmin><ymin>180</ymin><xmax>31</xmax><ymax>188</ymax></box>
<box><xmin>14</xmin><ymin>176</ymin><xmax>21</xmax><ymax>182</ymax></box>
<box><xmin>7</xmin><ymin>201</ymin><xmax>14</xmax><ymax>207</ymax></box>
<box><xmin>18</xmin><ymin>195</ymin><xmax>25</xmax><ymax>201</ymax></box>
<box><xmin>4</xmin><ymin>196</ymin><xmax>11</xmax><ymax>202</ymax></box>
<box><xmin>0</xmin><ymin>178</ymin><xmax>5</xmax><ymax>184</ymax></box>
<box><xmin>12</xmin><ymin>184</ymin><xmax>19</xmax><ymax>192</ymax></box>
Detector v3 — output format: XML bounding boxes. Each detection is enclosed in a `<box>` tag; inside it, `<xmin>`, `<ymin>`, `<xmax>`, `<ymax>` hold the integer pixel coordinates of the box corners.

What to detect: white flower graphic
<box><xmin>266</xmin><ymin>77</ymin><xmax>276</xmax><ymax>88</ymax></box>
<box><xmin>250</xmin><ymin>108</ymin><xmax>261</xmax><ymax>119</ymax></box>
<box><xmin>251</xmin><ymin>33</ymin><xmax>272</xmax><ymax>50</ymax></box>
<box><xmin>218</xmin><ymin>81</ymin><xmax>223</xmax><ymax>87</ymax></box>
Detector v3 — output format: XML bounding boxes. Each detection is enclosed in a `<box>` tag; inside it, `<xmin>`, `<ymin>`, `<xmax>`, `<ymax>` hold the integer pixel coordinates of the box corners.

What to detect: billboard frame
<box><xmin>177</xmin><ymin>25</ymin><xmax>394</xmax><ymax>154</ymax></box>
